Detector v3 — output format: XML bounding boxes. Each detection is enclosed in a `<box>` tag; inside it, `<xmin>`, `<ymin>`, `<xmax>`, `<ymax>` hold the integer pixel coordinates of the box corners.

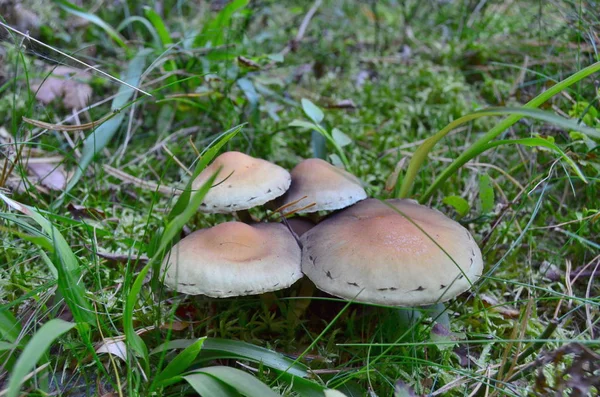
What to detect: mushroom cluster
<box><xmin>161</xmin><ymin>151</ymin><xmax>483</xmax><ymax>307</ymax></box>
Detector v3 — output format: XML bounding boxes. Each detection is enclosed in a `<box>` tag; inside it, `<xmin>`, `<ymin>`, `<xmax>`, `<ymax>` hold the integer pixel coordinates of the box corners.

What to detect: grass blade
<box><xmin>123</xmin><ymin>171</ymin><xmax>218</xmax><ymax>368</ymax></box>
<box><xmin>189</xmin><ymin>366</ymin><xmax>280</xmax><ymax>397</ymax></box>
<box><xmin>0</xmin><ymin>310</ymin><xmax>22</xmax><ymax>345</ymax></box>
<box><xmin>6</xmin><ymin>319</ymin><xmax>75</xmax><ymax>397</ymax></box>
<box><xmin>150</xmin><ymin>337</ymin><xmax>206</xmax><ymax>390</ymax></box>
<box><xmin>0</xmin><ymin>194</ymin><xmax>95</xmax><ymax>325</ymax></box>
<box><xmin>195</xmin><ymin>0</ymin><xmax>249</xmax><ymax>47</ymax></box>
<box><xmin>398</xmin><ymin>106</ymin><xmax>600</xmax><ymax>200</ymax></box>
<box><xmin>150</xmin><ymin>338</ymin><xmax>309</xmax><ymax>377</ymax></box>
<box><xmin>184</xmin><ymin>373</ymin><xmax>241</xmax><ymax>397</ymax></box>
<box><xmin>482</xmin><ymin>137</ymin><xmax>587</xmax><ymax>182</ymax></box>
<box><xmin>53</xmin><ymin>0</ymin><xmax>128</xmax><ymax>50</ymax></box>
<box><xmin>60</xmin><ymin>49</ymin><xmax>150</xmax><ymax>203</ymax></box>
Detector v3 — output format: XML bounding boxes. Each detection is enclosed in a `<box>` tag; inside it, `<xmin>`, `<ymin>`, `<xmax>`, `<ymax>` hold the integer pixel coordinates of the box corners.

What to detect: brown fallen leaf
<box><xmin>325</xmin><ymin>99</ymin><xmax>357</xmax><ymax>109</ymax></box>
<box><xmin>31</xmin><ymin>66</ymin><xmax>92</xmax><ymax>110</ymax></box>
<box><xmin>480</xmin><ymin>294</ymin><xmax>520</xmax><ymax>318</ymax></box>
<box><xmin>27</xmin><ymin>161</ymin><xmax>67</xmax><ymax>191</ymax></box>
<box><xmin>159</xmin><ymin>321</ymin><xmax>190</xmax><ymax>331</ymax></box>
<box><xmin>67</xmin><ymin>203</ymin><xmax>106</xmax><ymax>220</ymax></box>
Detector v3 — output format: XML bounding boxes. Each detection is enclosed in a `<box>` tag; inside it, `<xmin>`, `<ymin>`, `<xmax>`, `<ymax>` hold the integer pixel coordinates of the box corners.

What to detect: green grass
<box><xmin>1</xmin><ymin>0</ymin><xmax>599</xmax><ymax>396</ymax></box>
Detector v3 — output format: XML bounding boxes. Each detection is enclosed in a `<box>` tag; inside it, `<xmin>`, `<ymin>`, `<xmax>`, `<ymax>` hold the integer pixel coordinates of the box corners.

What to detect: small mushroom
<box><xmin>193</xmin><ymin>151</ymin><xmax>291</xmax><ymax>219</ymax></box>
<box><xmin>300</xmin><ymin>199</ymin><xmax>483</xmax><ymax>306</ymax></box>
<box><xmin>277</xmin><ymin>158</ymin><xmax>367</xmax><ymax>215</ymax></box>
<box><xmin>162</xmin><ymin>222</ymin><xmax>302</xmax><ymax>297</ymax></box>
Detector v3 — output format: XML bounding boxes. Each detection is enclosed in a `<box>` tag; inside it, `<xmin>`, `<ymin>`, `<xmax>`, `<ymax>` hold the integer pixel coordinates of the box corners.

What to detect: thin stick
<box><xmin>0</xmin><ymin>22</ymin><xmax>152</xmax><ymax>97</ymax></box>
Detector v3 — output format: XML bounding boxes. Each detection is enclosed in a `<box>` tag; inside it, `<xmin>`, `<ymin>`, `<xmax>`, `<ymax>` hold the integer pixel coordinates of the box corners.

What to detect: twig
<box><xmin>0</xmin><ymin>22</ymin><xmax>151</xmax><ymax>97</ymax></box>
<box><xmin>103</xmin><ymin>164</ymin><xmax>178</xmax><ymax>195</ymax></box>
<box><xmin>281</xmin><ymin>0</ymin><xmax>322</xmax><ymax>56</ymax></box>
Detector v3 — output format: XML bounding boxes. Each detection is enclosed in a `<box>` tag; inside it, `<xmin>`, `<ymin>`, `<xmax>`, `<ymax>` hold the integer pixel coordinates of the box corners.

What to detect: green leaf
<box><xmin>483</xmin><ymin>137</ymin><xmax>588</xmax><ymax>182</ymax></box>
<box><xmin>237</xmin><ymin>78</ymin><xmax>260</xmax><ymax>108</ymax></box>
<box><xmin>289</xmin><ymin>119</ymin><xmax>318</xmax><ymax>130</ymax></box>
<box><xmin>442</xmin><ymin>195</ymin><xmax>470</xmax><ymax>217</ymax></box>
<box><xmin>150</xmin><ymin>338</ymin><xmax>308</xmax><ymax>377</ymax></box>
<box><xmin>0</xmin><ymin>194</ymin><xmax>94</xmax><ymax>325</ymax></box>
<box><xmin>6</xmin><ymin>319</ymin><xmax>75</xmax><ymax>397</ymax></box>
<box><xmin>184</xmin><ymin>373</ymin><xmax>241</xmax><ymax>397</ymax></box>
<box><xmin>151</xmin><ymin>337</ymin><xmax>207</xmax><ymax>390</ymax></box>
<box><xmin>0</xmin><ymin>341</ymin><xmax>16</xmax><ymax>351</ymax></box>
<box><xmin>53</xmin><ymin>0</ymin><xmax>127</xmax><ymax>49</ymax></box>
<box><xmin>143</xmin><ymin>6</ymin><xmax>172</xmax><ymax>46</ymax></box>
<box><xmin>195</xmin><ymin>0</ymin><xmax>249</xmax><ymax>47</ymax></box>
<box><xmin>301</xmin><ymin>98</ymin><xmax>324</xmax><ymax>124</ymax></box>
<box><xmin>0</xmin><ymin>310</ymin><xmax>21</xmax><ymax>345</ymax></box>
<box><xmin>325</xmin><ymin>390</ymin><xmax>348</xmax><ymax>397</ymax></box>
<box><xmin>312</xmin><ymin>130</ymin><xmax>327</xmax><ymax>159</ymax></box>
<box><xmin>116</xmin><ymin>16</ymin><xmax>161</xmax><ymax>48</ymax></box>
<box><xmin>267</xmin><ymin>53</ymin><xmax>284</xmax><ymax>63</ymax></box>
<box><xmin>331</xmin><ymin>128</ymin><xmax>352</xmax><ymax>147</ymax></box>
<box><xmin>189</xmin><ymin>366</ymin><xmax>280</xmax><ymax>397</ymax></box>
<box><xmin>61</xmin><ymin>49</ymin><xmax>150</xmax><ymax>202</ymax></box>
<box><xmin>478</xmin><ymin>173</ymin><xmax>494</xmax><ymax>214</ymax></box>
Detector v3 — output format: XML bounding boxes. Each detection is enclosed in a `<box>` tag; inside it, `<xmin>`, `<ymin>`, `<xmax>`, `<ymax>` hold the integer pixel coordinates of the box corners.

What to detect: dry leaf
<box><xmin>27</xmin><ymin>161</ymin><xmax>67</xmax><ymax>191</ymax></box>
<box><xmin>32</xmin><ymin>66</ymin><xmax>92</xmax><ymax>110</ymax></box>
<box><xmin>480</xmin><ymin>294</ymin><xmax>520</xmax><ymax>318</ymax></box>
<box><xmin>96</xmin><ymin>338</ymin><xmax>127</xmax><ymax>361</ymax></box>
<box><xmin>326</xmin><ymin>99</ymin><xmax>357</xmax><ymax>109</ymax></box>
<box><xmin>159</xmin><ymin>321</ymin><xmax>190</xmax><ymax>331</ymax></box>
<box><xmin>67</xmin><ymin>203</ymin><xmax>106</xmax><ymax>220</ymax></box>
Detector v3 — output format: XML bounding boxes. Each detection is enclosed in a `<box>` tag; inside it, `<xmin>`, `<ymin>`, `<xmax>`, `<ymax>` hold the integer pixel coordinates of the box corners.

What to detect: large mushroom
<box><xmin>277</xmin><ymin>158</ymin><xmax>367</xmax><ymax>216</ymax></box>
<box><xmin>301</xmin><ymin>199</ymin><xmax>483</xmax><ymax>306</ymax></box>
<box><xmin>162</xmin><ymin>221</ymin><xmax>302</xmax><ymax>297</ymax></box>
<box><xmin>192</xmin><ymin>151</ymin><xmax>291</xmax><ymax>219</ymax></box>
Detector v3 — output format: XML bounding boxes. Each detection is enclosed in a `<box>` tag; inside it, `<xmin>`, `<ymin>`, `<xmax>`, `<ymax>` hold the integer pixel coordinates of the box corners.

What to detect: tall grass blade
<box><xmin>187</xmin><ymin>366</ymin><xmax>280</xmax><ymax>397</ymax></box>
<box><xmin>0</xmin><ymin>310</ymin><xmax>22</xmax><ymax>345</ymax></box>
<box><xmin>123</xmin><ymin>172</ymin><xmax>218</xmax><ymax>368</ymax></box>
<box><xmin>5</xmin><ymin>319</ymin><xmax>75</xmax><ymax>397</ymax></box>
<box><xmin>150</xmin><ymin>337</ymin><xmax>308</xmax><ymax>377</ymax></box>
<box><xmin>0</xmin><ymin>194</ymin><xmax>95</xmax><ymax>324</ymax></box>
<box><xmin>195</xmin><ymin>0</ymin><xmax>249</xmax><ymax>47</ymax></box>
<box><xmin>150</xmin><ymin>337</ymin><xmax>206</xmax><ymax>390</ymax></box>
<box><xmin>398</xmin><ymin>106</ymin><xmax>600</xmax><ymax>200</ymax></box>
<box><xmin>53</xmin><ymin>0</ymin><xmax>128</xmax><ymax>50</ymax></box>
<box><xmin>60</xmin><ymin>49</ymin><xmax>150</xmax><ymax>204</ymax></box>
<box><xmin>184</xmin><ymin>373</ymin><xmax>240</xmax><ymax>397</ymax></box>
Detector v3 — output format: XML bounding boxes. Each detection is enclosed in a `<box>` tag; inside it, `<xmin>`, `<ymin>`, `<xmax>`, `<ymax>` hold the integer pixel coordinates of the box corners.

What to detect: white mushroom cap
<box><xmin>193</xmin><ymin>151</ymin><xmax>291</xmax><ymax>214</ymax></box>
<box><xmin>278</xmin><ymin>158</ymin><xmax>367</xmax><ymax>214</ymax></box>
<box><xmin>162</xmin><ymin>222</ymin><xmax>302</xmax><ymax>297</ymax></box>
<box><xmin>301</xmin><ymin>199</ymin><xmax>483</xmax><ymax>306</ymax></box>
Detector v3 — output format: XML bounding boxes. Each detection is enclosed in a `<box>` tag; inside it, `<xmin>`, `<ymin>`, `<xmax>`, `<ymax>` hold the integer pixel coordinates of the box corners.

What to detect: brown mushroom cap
<box><xmin>162</xmin><ymin>222</ymin><xmax>302</xmax><ymax>297</ymax></box>
<box><xmin>278</xmin><ymin>158</ymin><xmax>367</xmax><ymax>215</ymax></box>
<box><xmin>192</xmin><ymin>151</ymin><xmax>291</xmax><ymax>214</ymax></box>
<box><xmin>301</xmin><ymin>199</ymin><xmax>483</xmax><ymax>306</ymax></box>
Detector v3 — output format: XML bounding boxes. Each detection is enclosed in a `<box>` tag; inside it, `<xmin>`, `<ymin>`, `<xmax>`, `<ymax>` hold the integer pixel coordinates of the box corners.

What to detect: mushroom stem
<box><xmin>291</xmin><ymin>278</ymin><xmax>316</xmax><ymax>319</ymax></box>
<box><xmin>234</xmin><ymin>209</ymin><xmax>255</xmax><ymax>223</ymax></box>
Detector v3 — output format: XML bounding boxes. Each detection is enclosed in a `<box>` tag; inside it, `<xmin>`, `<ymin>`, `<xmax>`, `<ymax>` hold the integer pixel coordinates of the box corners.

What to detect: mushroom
<box><xmin>192</xmin><ymin>151</ymin><xmax>291</xmax><ymax>221</ymax></box>
<box><xmin>300</xmin><ymin>199</ymin><xmax>483</xmax><ymax>306</ymax></box>
<box><xmin>283</xmin><ymin>217</ymin><xmax>315</xmax><ymax>238</ymax></box>
<box><xmin>162</xmin><ymin>221</ymin><xmax>302</xmax><ymax>297</ymax></box>
<box><xmin>277</xmin><ymin>158</ymin><xmax>367</xmax><ymax>216</ymax></box>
